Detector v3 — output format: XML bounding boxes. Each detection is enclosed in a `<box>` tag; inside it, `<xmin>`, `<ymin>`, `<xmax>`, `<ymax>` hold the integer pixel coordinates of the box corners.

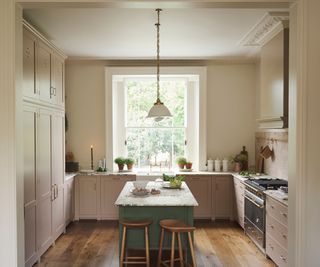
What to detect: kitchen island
<box><xmin>115</xmin><ymin>181</ymin><xmax>198</xmax><ymax>263</ymax></box>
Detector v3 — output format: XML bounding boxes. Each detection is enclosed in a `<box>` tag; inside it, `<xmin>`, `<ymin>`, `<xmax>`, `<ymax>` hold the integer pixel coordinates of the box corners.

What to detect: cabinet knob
<box><xmin>269</xmin><ymin>224</ymin><xmax>274</xmax><ymax>229</ymax></box>
<box><xmin>269</xmin><ymin>244</ymin><xmax>274</xmax><ymax>250</ymax></box>
<box><xmin>280</xmin><ymin>212</ymin><xmax>287</xmax><ymax>217</ymax></box>
<box><xmin>282</xmin><ymin>233</ymin><xmax>287</xmax><ymax>239</ymax></box>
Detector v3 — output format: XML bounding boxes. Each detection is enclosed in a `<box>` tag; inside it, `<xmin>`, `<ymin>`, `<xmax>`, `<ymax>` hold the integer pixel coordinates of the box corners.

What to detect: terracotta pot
<box><xmin>126</xmin><ymin>163</ymin><xmax>133</xmax><ymax>170</ymax></box>
<box><xmin>178</xmin><ymin>163</ymin><xmax>185</xmax><ymax>169</ymax></box>
<box><xmin>186</xmin><ymin>163</ymin><xmax>193</xmax><ymax>169</ymax></box>
<box><xmin>118</xmin><ymin>164</ymin><xmax>124</xmax><ymax>171</ymax></box>
<box><xmin>234</xmin><ymin>162</ymin><xmax>242</xmax><ymax>172</ymax></box>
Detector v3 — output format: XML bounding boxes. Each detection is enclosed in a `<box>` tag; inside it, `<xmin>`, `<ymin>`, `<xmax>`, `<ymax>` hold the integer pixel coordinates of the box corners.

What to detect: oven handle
<box><xmin>245</xmin><ymin>195</ymin><xmax>264</xmax><ymax>209</ymax></box>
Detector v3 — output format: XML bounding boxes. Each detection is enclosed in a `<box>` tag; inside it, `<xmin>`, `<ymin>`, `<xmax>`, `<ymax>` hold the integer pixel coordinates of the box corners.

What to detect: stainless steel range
<box><xmin>244</xmin><ymin>178</ymin><xmax>288</xmax><ymax>252</ymax></box>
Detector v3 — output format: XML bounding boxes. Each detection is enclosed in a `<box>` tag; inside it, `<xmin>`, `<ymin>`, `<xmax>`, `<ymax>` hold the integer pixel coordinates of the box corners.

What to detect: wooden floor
<box><xmin>35</xmin><ymin>220</ymin><xmax>276</xmax><ymax>267</ymax></box>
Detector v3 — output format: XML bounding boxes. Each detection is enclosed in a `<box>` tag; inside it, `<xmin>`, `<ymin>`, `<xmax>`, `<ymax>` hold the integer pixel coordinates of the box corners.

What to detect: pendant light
<box><xmin>147</xmin><ymin>9</ymin><xmax>172</xmax><ymax>121</ymax></box>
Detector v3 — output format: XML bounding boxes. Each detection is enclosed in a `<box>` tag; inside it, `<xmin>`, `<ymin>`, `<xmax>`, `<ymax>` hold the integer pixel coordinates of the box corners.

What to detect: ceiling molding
<box><xmin>238</xmin><ymin>12</ymin><xmax>289</xmax><ymax>47</ymax></box>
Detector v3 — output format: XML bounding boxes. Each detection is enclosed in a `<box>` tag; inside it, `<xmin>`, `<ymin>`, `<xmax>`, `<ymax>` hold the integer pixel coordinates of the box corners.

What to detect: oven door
<box><xmin>244</xmin><ymin>190</ymin><xmax>265</xmax><ymax>232</ymax></box>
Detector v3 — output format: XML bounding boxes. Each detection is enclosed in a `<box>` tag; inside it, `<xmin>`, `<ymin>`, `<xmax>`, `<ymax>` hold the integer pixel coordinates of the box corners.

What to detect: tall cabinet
<box><xmin>23</xmin><ymin>21</ymin><xmax>66</xmax><ymax>267</ymax></box>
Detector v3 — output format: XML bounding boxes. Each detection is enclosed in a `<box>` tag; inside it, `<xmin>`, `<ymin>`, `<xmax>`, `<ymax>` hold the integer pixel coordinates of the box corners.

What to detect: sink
<box><xmin>136</xmin><ymin>171</ymin><xmax>174</xmax><ymax>181</ymax></box>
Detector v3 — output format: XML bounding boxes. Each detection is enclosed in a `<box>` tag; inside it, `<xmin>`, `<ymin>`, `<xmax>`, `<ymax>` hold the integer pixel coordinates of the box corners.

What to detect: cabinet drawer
<box><xmin>266</xmin><ymin>214</ymin><xmax>288</xmax><ymax>249</ymax></box>
<box><xmin>266</xmin><ymin>196</ymin><xmax>288</xmax><ymax>225</ymax></box>
<box><xmin>266</xmin><ymin>234</ymin><xmax>288</xmax><ymax>267</ymax></box>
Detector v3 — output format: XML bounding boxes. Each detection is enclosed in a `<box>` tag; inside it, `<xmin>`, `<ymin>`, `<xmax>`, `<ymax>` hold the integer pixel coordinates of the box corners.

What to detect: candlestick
<box><xmin>90</xmin><ymin>145</ymin><xmax>94</xmax><ymax>170</ymax></box>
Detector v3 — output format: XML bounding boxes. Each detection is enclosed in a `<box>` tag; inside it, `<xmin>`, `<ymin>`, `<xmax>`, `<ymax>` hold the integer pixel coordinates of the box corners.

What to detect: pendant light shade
<box><xmin>147</xmin><ymin>9</ymin><xmax>172</xmax><ymax>120</ymax></box>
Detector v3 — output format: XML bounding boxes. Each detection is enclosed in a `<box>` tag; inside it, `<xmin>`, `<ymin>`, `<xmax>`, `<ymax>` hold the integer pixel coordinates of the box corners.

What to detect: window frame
<box><xmin>105</xmin><ymin>66</ymin><xmax>207</xmax><ymax>172</ymax></box>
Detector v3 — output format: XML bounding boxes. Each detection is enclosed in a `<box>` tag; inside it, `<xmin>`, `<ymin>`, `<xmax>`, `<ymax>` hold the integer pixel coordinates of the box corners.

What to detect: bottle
<box><xmin>240</xmin><ymin>146</ymin><xmax>248</xmax><ymax>171</ymax></box>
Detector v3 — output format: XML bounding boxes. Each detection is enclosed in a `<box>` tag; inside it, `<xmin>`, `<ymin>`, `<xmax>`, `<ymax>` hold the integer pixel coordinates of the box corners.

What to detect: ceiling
<box><xmin>24</xmin><ymin>8</ymin><xmax>287</xmax><ymax>60</ymax></box>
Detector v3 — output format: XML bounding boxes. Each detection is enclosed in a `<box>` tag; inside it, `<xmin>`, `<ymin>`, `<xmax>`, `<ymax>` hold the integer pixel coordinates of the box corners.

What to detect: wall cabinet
<box><xmin>23</xmin><ymin>24</ymin><xmax>65</xmax><ymax>107</ymax></box>
<box><xmin>214</xmin><ymin>176</ymin><xmax>233</xmax><ymax>219</ymax></box>
<box><xmin>233</xmin><ymin>177</ymin><xmax>245</xmax><ymax>228</ymax></box>
<box><xmin>185</xmin><ymin>176</ymin><xmax>212</xmax><ymax>218</ymax></box>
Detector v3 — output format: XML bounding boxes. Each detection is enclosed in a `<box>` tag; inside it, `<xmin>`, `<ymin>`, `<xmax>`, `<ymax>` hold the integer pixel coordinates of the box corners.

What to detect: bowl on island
<box><xmin>133</xmin><ymin>180</ymin><xmax>149</xmax><ymax>190</ymax></box>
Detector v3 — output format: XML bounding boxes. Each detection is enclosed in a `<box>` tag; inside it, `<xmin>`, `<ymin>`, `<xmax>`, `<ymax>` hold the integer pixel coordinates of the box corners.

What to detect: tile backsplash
<box><xmin>255</xmin><ymin>130</ymin><xmax>288</xmax><ymax>180</ymax></box>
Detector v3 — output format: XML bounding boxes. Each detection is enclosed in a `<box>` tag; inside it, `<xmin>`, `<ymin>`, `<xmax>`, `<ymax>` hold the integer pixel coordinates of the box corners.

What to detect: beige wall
<box><xmin>206</xmin><ymin>63</ymin><xmax>256</xmax><ymax>167</ymax></box>
<box><xmin>65</xmin><ymin>60</ymin><xmax>257</xmax><ymax>169</ymax></box>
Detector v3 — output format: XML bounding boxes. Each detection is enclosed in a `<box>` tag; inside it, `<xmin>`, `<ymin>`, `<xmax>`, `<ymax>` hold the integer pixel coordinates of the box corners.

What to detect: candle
<box><xmin>90</xmin><ymin>145</ymin><xmax>94</xmax><ymax>170</ymax></box>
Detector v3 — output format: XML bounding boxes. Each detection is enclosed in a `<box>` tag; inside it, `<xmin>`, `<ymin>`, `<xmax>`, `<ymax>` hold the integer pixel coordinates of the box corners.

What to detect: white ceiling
<box><xmin>24</xmin><ymin>8</ymin><xmax>286</xmax><ymax>60</ymax></box>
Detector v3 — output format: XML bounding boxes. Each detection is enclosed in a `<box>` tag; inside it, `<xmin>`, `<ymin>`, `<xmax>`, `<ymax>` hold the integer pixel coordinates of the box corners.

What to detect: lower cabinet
<box><xmin>185</xmin><ymin>175</ymin><xmax>233</xmax><ymax>220</ymax></box>
<box><xmin>214</xmin><ymin>176</ymin><xmax>233</xmax><ymax>219</ymax></box>
<box><xmin>64</xmin><ymin>177</ymin><xmax>75</xmax><ymax>225</ymax></box>
<box><xmin>233</xmin><ymin>177</ymin><xmax>245</xmax><ymax>228</ymax></box>
<box><xmin>75</xmin><ymin>175</ymin><xmax>136</xmax><ymax>220</ymax></box>
<box><xmin>100</xmin><ymin>175</ymin><xmax>135</xmax><ymax>219</ymax></box>
<box><xmin>266</xmin><ymin>195</ymin><xmax>288</xmax><ymax>267</ymax></box>
<box><xmin>185</xmin><ymin>176</ymin><xmax>212</xmax><ymax>218</ymax></box>
<box><xmin>75</xmin><ymin>176</ymin><xmax>100</xmax><ymax>220</ymax></box>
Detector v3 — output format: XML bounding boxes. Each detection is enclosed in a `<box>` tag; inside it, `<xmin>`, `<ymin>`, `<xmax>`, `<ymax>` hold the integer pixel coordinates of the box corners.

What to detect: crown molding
<box><xmin>239</xmin><ymin>12</ymin><xmax>289</xmax><ymax>47</ymax></box>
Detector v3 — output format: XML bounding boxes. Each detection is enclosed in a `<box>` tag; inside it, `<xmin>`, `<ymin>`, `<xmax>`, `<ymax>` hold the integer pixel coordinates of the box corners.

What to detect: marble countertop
<box><xmin>115</xmin><ymin>181</ymin><xmax>199</xmax><ymax>207</ymax></box>
<box><xmin>265</xmin><ymin>190</ymin><xmax>288</xmax><ymax>206</ymax></box>
<box><xmin>65</xmin><ymin>172</ymin><xmax>78</xmax><ymax>181</ymax></box>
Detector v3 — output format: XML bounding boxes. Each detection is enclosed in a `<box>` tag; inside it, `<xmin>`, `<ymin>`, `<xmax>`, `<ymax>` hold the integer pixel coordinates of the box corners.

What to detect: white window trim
<box><xmin>105</xmin><ymin>66</ymin><xmax>207</xmax><ymax>171</ymax></box>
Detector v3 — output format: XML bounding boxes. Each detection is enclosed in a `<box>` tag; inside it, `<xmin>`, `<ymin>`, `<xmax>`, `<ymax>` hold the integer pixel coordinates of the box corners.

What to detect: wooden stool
<box><xmin>119</xmin><ymin>219</ymin><xmax>153</xmax><ymax>267</ymax></box>
<box><xmin>157</xmin><ymin>219</ymin><xmax>196</xmax><ymax>267</ymax></box>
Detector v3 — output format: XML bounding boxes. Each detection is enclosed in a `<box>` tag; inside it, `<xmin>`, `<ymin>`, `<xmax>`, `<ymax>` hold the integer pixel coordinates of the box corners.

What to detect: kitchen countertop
<box><xmin>115</xmin><ymin>181</ymin><xmax>199</xmax><ymax>207</ymax></box>
<box><xmin>265</xmin><ymin>190</ymin><xmax>288</xmax><ymax>206</ymax></box>
<box><xmin>65</xmin><ymin>172</ymin><xmax>78</xmax><ymax>181</ymax></box>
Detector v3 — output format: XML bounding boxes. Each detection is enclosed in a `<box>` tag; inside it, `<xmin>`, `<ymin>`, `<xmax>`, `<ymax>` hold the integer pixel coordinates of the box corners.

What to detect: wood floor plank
<box><xmin>35</xmin><ymin>220</ymin><xmax>276</xmax><ymax>267</ymax></box>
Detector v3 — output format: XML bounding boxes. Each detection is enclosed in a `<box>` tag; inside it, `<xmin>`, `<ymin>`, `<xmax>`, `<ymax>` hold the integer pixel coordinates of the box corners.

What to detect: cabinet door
<box><xmin>23</xmin><ymin>106</ymin><xmax>37</xmax><ymax>266</ymax></box>
<box><xmin>51</xmin><ymin>53</ymin><xmax>64</xmax><ymax>106</ymax></box>
<box><xmin>215</xmin><ymin>176</ymin><xmax>232</xmax><ymax>219</ymax></box>
<box><xmin>51</xmin><ymin>113</ymin><xmax>65</xmax><ymax>239</ymax></box>
<box><xmin>65</xmin><ymin>178</ymin><xmax>74</xmax><ymax>224</ymax></box>
<box><xmin>101</xmin><ymin>176</ymin><xmax>135</xmax><ymax>219</ymax></box>
<box><xmin>23</xmin><ymin>29</ymin><xmax>37</xmax><ymax>99</ymax></box>
<box><xmin>185</xmin><ymin>176</ymin><xmax>212</xmax><ymax>218</ymax></box>
<box><xmin>79</xmin><ymin>177</ymin><xmax>98</xmax><ymax>218</ymax></box>
<box><xmin>37</xmin><ymin>110</ymin><xmax>53</xmax><ymax>255</ymax></box>
<box><xmin>37</xmin><ymin>41</ymin><xmax>52</xmax><ymax>103</ymax></box>
<box><xmin>233</xmin><ymin>177</ymin><xmax>245</xmax><ymax>228</ymax></box>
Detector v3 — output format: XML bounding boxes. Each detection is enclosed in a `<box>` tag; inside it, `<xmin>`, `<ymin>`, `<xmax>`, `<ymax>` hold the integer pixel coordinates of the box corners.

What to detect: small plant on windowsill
<box><xmin>176</xmin><ymin>157</ymin><xmax>187</xmax><ymax>169</ymax></box>
<box><xmin>125</xmin><ymin>158</ymin><xmax>134</xmax><ymax>171</ymax></box>
<box><xmin>185</xmin><ymin>161</ymin><xmax>193</xmax><ymax>170</ymax></box>
<box><xmin>114</xmin><ymin>157</ymin><xmax>126</xmax><ymax>171</ymax></box>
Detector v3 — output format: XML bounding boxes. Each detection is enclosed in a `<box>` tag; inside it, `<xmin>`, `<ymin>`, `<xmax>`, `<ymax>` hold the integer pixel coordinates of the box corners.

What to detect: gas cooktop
<box><xmin>245</xmin><ymin>178</ymin><xmax>288</xmax><ymax>191</ymax></box>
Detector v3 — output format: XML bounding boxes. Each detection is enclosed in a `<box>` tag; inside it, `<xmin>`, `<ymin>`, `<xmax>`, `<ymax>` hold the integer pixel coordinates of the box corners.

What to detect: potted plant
<box><xmin>232</xmin><ymin>154</ymin><xmax>248</xmax><ymax>172</ymax></box>
<box><xmin>125</xmin><ymin>158</ymin><xmax>134</xmax><ymax>171</ymax></box>
<box><xmin>176</xmin><ymin>157</ymin><xmax>187</xmax><ymax>169</ymax></box>
<box><xmin>186</xmin><ymin>161</ymin><xmax>193</xmax><ymax>170</ymax></box>
<box><xmin>114</xmin><ymin>157</ymin><xmax>126</xmax><ymax>171</ymax></box>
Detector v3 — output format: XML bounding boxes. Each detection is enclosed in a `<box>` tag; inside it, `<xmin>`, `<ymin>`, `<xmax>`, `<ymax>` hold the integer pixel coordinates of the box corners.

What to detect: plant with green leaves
<box><xmin>176</xmin><ymin>157</ymin><xmax>187</xmax><ymax>169</ymax></box>
<box><xmin>125</xmin><ymin>158</ymin><xmax>135</xmax><ymax>170</ymax></box>
<box><xmin>169</xmin><ymin>175</ymin><xmax>185</xmax><ymax>188</ymax></box>
<box><xmin>114</xmin><ymin>157</ymin><xmax>126</xmax><ymax>171</ymax></box>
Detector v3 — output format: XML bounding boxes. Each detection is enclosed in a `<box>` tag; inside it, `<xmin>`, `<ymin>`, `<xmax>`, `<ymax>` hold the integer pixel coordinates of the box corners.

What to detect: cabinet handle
<box><xmin>280</xmin><ymin>212</ymin><xmax>287</xmax><ymax>217</ymax></box>
<box><xmin>270</xmin><ymin>205</ymin><xmax>275</xmax><ymax>209</ymax></box>
<box><xmin>56</xmin><ymin>184</ymin><xmax>58</xmax><ymax>198</ymax></box>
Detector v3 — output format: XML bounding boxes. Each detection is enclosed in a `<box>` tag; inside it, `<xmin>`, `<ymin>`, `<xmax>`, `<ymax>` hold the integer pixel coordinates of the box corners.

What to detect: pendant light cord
<box><xmin>156</xmin><ymin>9</ymin><xmax>162</xmax><ymax>104</ymax></box>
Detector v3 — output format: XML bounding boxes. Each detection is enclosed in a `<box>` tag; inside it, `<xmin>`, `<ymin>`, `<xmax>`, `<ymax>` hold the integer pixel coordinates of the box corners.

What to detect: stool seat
<box><xmin>120</xmin><ymin>219</ymin><xmax>153</xmax><ymax>228</ymax></box>
<box><xmin>159</xmin><ymin>219</ymin><xmax>195</xmax><ymax>232</ymax></box>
